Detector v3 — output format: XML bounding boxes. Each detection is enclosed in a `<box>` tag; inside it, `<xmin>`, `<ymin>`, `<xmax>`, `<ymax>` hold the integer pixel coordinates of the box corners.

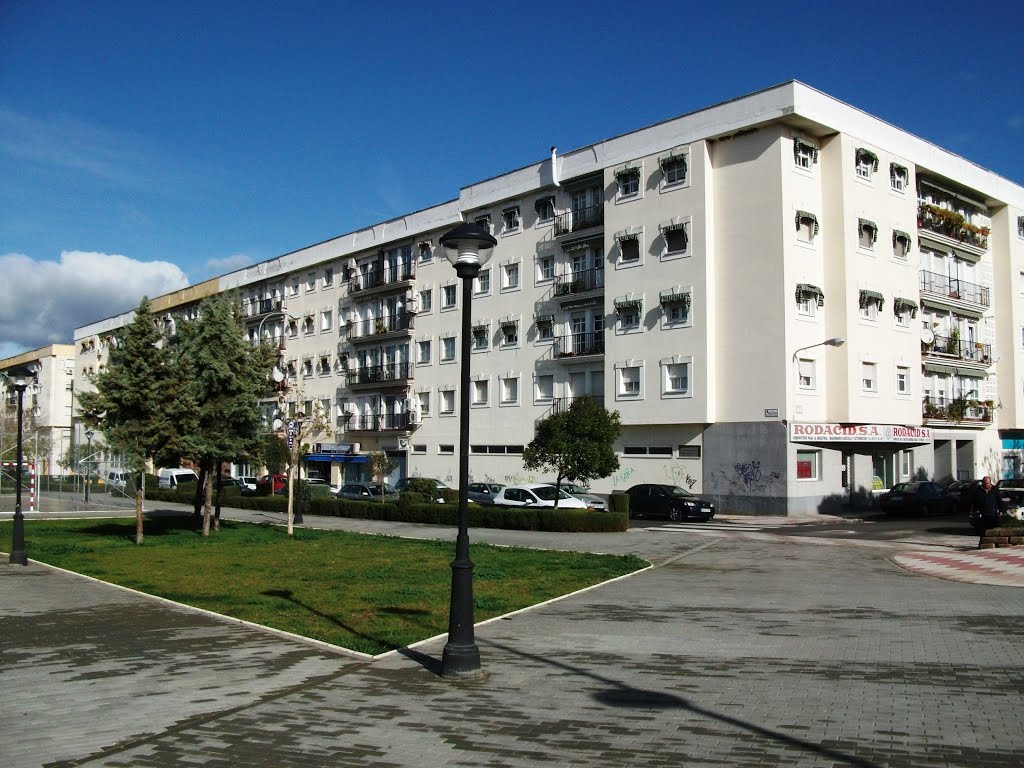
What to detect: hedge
<box><xmin>145</xmin><ymin>488</ymin><xmax>627</xmax><ymax>532</ymax></box>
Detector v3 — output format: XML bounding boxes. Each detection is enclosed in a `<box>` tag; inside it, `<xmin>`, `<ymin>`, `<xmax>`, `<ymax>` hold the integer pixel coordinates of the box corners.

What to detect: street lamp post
<box><xmin>84</xmin><ymin>429</ymin><xmax>95</xmax><ymax>503</ymax></box>
<box><xmin>791</xmin><ymin>336</ymin><xmax>846</xmax><ymax>362</ymax></box>
<box><xmin>438</xmin><ymin>221</ymin><xmax>496</xmax><ymax>679</ymax></box>
<box><xmin>6</xmin><ymin>366</ymin><xmax>34</xmax><ymax>565</ymax></box>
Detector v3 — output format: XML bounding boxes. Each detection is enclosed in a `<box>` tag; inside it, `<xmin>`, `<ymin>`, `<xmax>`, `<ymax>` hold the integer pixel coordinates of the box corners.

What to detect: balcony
<box><xmin>243</xmin><ymin>298</ymin><xmax>285</xmax><ymax>320</ymax></box>
<box><xmin>554</xmin><ymin>203</ymin><xmax>604</xmax><ymax>237</ymax></box>
<box><xmin>553</xmin><ymin>267</ymin><xmax>604</xmax><ymax>297</ymax></box>
<box><xmin>922</xmin><ymin>333</ymin><xmax>992</xmax><ymax>367</ymax></box>
<box><xmin>345</xmin><ymin>412</ymin><xmax>413</xmax><ymax>432</ymax></box>
<box><xmin>553</xmin><ymin>331</ymin><xmax>604</xmax><ymax>359</ymax></box>
<box><xmin>347</xmin><ymin>312</ymin><xmax>414</xmax><ymax>343</ymax></box>
<box><xmin>922</xmin><ymin>396</ymin><xmax>993</xmax><ymax>427</ymax></box>
<box><xmin>348</xmin><ymin>263</ymin><xmax>415</xmax><ymax>296</ymax></box>
<box><xmin>346</xmin><ymin>362</ymin><xmax>412</xmax><ymax>388</ymax></box>
<box><xmin>919</xmin><ymin>270</ymin><xmax>990</xmax><ymax>312</ymax></box>
<box><xmin>917</xmin><ymin>203</ymin><xmax>989</xmax><ymax>254</ymax></box>
<box><xmin>551</xmin><ymin>395</ymin><xmax>604</xmax><ymax>413</ymax></box>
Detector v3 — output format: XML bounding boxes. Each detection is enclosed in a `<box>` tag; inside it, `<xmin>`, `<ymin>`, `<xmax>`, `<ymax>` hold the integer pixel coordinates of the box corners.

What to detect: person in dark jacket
<box><xmin>972</xmin><ymin>476</ymin><xmax>1004</xmax><ymax>543</ymax></box>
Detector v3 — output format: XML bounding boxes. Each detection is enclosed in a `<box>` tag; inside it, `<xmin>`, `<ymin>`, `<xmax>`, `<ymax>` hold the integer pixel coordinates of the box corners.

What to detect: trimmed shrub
<box><xmin>608</xmin><ymin>491</ymin><xmax>630</xmax><ymax>516</ymax></box>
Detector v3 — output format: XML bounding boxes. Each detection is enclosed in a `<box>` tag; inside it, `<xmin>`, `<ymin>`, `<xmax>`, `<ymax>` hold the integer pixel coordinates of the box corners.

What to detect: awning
<box><xmin>923</xmin><ymin>362</ymin><xmax>987</xmax><ymax>378</ymax></box>
<box><xmin>560</xmin><ymin>297</ymin><xmax>601</xmax><ymax>310</ymax></box>
<box><xmin>893</xmin><ymin>229</ymin><xmax>912</xmax><ymax>244</ymax></box>
<box><xmin>890</xmin><ymin>162</ymin><xmax>908</xmax><ymax>178</ymax></box>
<box><xmin>561</xmin><ymin>237</ymin><xmax>600</xmax><ymax>253</ymax></box>
<box><xmin>500</xmin><ymin>319</ymin><xmax>518</xmax><ymax>330</ymax></box>
<box><xmin>614</xmin><ymin>166</ymin><xmax>641</xmax><ymax>179</ymax></box>
<box><xmin>614</xmin><ymin>298</ymin><xmax>643</xmax><ymax>311</ymax></box>
<box><xmin>616</xmin><ymin>232</ymin><xmax>640</xmax><ymax>242</ymax></box>
<box><xmin>856</xmin><ymin>148</ymin><xmax>879</xmax><ymax>171</ymax></box>
<box><xmin>859</xmin><ymin>219</ymin><xmax>878</xmax><ymax>242</ymax></box>
<box><xmin>533</xmin><ymin>313</ymin><xmax>554</xmax><ymax>324</ymax></box>
<box><xmin>304</xmin><ymin>453</ymin><xmax>369</xmax><ymax>463</ymax></box>
<box><xmin>658</xmin><ymin>152</ymin><xmax>688</xmax><ymax>172</ymax></box>
<box><xmin>660</xmin><ymin>221</ymin><xmax>688</xmax><ymax>236</ymax></box>
<box><xmin>859</xmin><ymin>289</ymin><xmax>885</xmax><ymax>310</ymax></box>
<box><xmin>659</xmin><ymin>290</ymin><xmax>691</xmax><ymax>306</ymax></box>
<box><xmin>534</xmin><ymin>196</ymin><xmax>554</xmax><ymax>214</ymax></box>
<box><xmin>795</xmin><ymin>210</ymin><xmax>819</xmax><ymax>235</ymax></box>
<box><xmin>893</xmin><ymin>297</ymin><xmax>918</xmax><ymax>318</ymax></box>
<box><xmin>793</xmin><ymin>138</ymin><xmax>819</xmax><ymax>163</ymax></box>
<box><xmin>795</xmin><ymin>283</ymin><xmax>824</xmax><ymax>307</ymax></box>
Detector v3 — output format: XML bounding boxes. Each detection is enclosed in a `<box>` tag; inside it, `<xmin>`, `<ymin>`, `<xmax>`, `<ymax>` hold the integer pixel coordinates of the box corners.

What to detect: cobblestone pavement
<box><xmin>3</xmin><ymin>514</ymin><xmax>1024</xmax><ymax>768</ymax></box>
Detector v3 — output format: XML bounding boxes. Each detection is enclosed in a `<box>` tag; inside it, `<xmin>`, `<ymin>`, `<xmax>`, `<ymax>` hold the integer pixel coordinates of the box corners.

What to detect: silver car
<box><xmin>467</xmin><ymin>482</ymin><xmax>505</xmax><ymax>505</ymax></box>
<box><xmin>541</xmin><ymin>482</ymin><xmax>607</xmax><ymax>511</ymax></box>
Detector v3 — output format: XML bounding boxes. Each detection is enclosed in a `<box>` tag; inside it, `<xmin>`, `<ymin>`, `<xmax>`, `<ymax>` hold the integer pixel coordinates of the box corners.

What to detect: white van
<box><xmin>107</xmin><ymin>470</ymin><xmax>130</xmax><ymax>490</ymax></box>
<box><xmin>158</xmin><ymin>468</ymin><xmax>199</xmax><ymax>489</ymax></box>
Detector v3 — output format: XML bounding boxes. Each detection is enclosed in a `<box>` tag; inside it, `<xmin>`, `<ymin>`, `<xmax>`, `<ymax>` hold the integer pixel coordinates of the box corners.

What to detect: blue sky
<box><xmin>2</xmin><ymin>0</ymin><xmax>1022</xmax><ymax>357</ymax></box>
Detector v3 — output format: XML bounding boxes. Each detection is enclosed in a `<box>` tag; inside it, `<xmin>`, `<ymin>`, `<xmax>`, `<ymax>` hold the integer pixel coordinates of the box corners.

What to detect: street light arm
<box><xmin>791</xmin><ymin>337</ymin><xmax>846</xmax><ymax>362</ymax></box>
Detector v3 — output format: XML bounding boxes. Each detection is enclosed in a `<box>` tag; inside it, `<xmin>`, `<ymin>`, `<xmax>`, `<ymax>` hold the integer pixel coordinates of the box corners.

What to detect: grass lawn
<box><xmin>0</xmin><ymin>516</ymin><xmax>646</xmax><ymax>655</ymax></box>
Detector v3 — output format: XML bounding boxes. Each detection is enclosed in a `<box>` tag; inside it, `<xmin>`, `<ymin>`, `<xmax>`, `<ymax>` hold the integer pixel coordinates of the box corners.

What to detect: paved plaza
<box><xmin>1</xmin><ymin>509</ymin><xmax>1023</xmax><ymax>767</ymax></box>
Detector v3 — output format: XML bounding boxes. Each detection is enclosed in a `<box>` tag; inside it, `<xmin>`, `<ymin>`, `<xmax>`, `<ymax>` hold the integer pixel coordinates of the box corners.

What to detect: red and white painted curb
<box><xmin>893</xmin><ymin>548</ymin><xmax>1024</xmax><ymax>587</ymax></box>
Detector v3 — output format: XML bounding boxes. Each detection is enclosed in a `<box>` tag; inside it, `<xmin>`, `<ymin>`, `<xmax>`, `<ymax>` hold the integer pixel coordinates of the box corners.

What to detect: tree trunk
<box><xmin>213</xmin><ymin>470</ymin><xmax>222</xmax><ymax>532</ymax></box>
<box><xmin>286</xmin><ymin>449</ymin><xmax>297</xmax><ymax>536</ymax></box>
<box><xmin>135</xmin><ymin>487</ymin><xmax>144</xmax><ymax>546</ymax></box>
<box><xmin>201</xmin><ymin>465</ymin><xmax>212</xmax><ymax>537</ymax></box>
<box><xmin>553</xmin><ymin>472</ymin><xmax>563</xmax><ymax>511</ymax></box>
<box><xmin>193</xmin><ymin>466</ymin><xmax>207</xmax><ymax>520</ymax></box>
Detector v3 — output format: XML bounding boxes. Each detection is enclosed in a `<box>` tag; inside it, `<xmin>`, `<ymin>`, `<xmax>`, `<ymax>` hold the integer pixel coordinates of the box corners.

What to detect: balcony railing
<box><xmin>554</xmin><ymin>203</ymin><xmax>604</xmax><ymax>237</ymax></box>
<box><xmin>919</xmin><ymin>270</ymin><xmax>990</xmax><ymax>308</ymax></box>
<box><xmin>551</xmin><ymin>395</ymin><xmax>604</xmax><ymax>413</ymax></box>
<box><xmin>348</xmin><ymin>263</ymin><xmax>415</xmax><ymax>293</ymax></box>
<box><xmin>923</xmin><ymin>334</ymin><xmax>991</xmax><ymax>365</ymax></box>
<box><xmin>553</xmin><ymin>331</ymin><xmax>605</xmax><ymax>358</ymax></box>
<box><xmin>922</xmin><ymin>396</ymin><xmax>993</xmax><ymax>424</ymax></box>
<box><xmin>917</xmin><ymin>203</ymin><xmax>989</xmax><ymax>250</ymax></box>
<box><xmin>345</xmin><ymin>412</ymin><xmax>413</xmax><ymax>432</ymax></box>
<box><xmin>348</xmin><ymin>312</ymin><xmax>414</xmax><ymax>341</ymax></box>
<box><xmin>346</xmin><ymin>362</ymin><xmax>412</xmax><ymax>387</ymax></box>
<box><xmin>553</xmin><ymin>267</ymin><xmax>604</xmax><ymax>296</ymax></box>
<box><xmin>242</xmin><ymin>298</ymin><xmax>285</xmax><ymax>319</ymax></box>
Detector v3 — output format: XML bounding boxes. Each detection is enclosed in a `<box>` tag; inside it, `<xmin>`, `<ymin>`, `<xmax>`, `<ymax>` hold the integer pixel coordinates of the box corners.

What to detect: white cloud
<box><xmin>1010</xmin><ymin>115</ymin><xmax>1023</xmax><ymax>130</ymax></box>
<box><xmin>204</xmin><ymin>253</ymin><xmax>253</xmax><ymax>275</ymax></box>
<box><xmin>0</xmin><ymin>250</ymin><xmax>189</xmax><ymax>356</ymax></box>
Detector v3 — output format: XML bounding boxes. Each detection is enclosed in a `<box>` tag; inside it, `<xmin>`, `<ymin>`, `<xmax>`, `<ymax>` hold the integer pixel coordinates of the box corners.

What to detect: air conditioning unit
<box><xmin>349</xmin><ymin>442</ymin><xmax>360</xmax><ymax>453</ymax></box>
<box><xmin>344</xmin><ymin>403</ymin><xmax>358</xmax><ymax>415</ymax></box>
<box><xmin>408</xmin><ymin>411</ymin><xmax>420</xmax><ymax>425</ymax></box>
<box><xmin>407</xmin><ymin>293</ymin><xmax>421</xmax><ymax>313</ymax></box>
<box><xmin>398</xmin><ymin>438</ymin><xmax>410</xmax><ymax>449</ymax></box>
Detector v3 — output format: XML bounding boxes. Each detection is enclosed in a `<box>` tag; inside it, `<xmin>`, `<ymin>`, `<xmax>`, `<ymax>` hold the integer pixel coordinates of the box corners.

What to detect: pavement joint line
<box><xmin>653</xmin><ymin>537</ymin><xmax>723</xmax><ymax>567</ymax></box>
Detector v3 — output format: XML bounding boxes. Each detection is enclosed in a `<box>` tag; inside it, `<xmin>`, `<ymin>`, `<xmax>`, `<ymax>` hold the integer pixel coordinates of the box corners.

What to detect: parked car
<box><xmin>394</xmin><ymin>477</ymin><xmax>449</xmax><ymax>502</ymax></box>
<box><xmin>158</xmin><ymin>468</ymin><xmax>199</xmax><ymax>489</ymax></box>
<box><xmin>216</xmin><ymin>476</ymin><xmax>244</xmax><ymax>490</ymax></box>
<box><xmin>335</xmin><ymin>483</ymin><xmax>399</xmax><ymax>500</ymax></box>
<box><xmin>491</xmin><ymin>484</ymin><xmax>589</xmax><ymax>509</ymax></box>
<box><xmin>467</xmin><ymin>482</ymin><xmax>505</xmax><ymax>504</ymax></box>
<box><xmin>879</xmin><ymin>481</ymin><xmax>956</xmax><ymax>515</ymax></box>
<box><xmin>256</xmin><ymin>474</ymin><xmax>288</xmax><ymax>494</ymax></box>
<box><xmin>238</xmin><ymin>476</ymin><xmax>259</xmax><ymax>492</ymax></box>
<box><xmin>625</xmin><ymin>484</ymin><xmax>715</xmax><ymax>522</ymax></box>
<box><xmin>945</xmin><ymin>479</ymin><xmax>983</xmax><ymax>514</ymax></box>
<box><xmin>540</xmin><ymin>481</ymin><xmax>606</xmax><ymax>510</ymax></box>
<box><xmin>275</xmin><ymin>480</ymin><xmax>333</xmax><ymax>498</ymax></box>
<box><xmin>106</xmin><ymin>470</ymin><xmax>130</xmax><ymax>491</ymax></box>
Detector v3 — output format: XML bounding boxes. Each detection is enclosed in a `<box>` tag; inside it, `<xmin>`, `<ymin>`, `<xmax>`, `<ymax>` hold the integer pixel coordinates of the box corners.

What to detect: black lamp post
<box><xmin>438</xmin><ymin>221</ymin><xmax>496</xmax><ymax>679</ymax></box>
<box><xmin>6</xmin><ymin>366</ymin><xmax>35</xmax><ymax>565</ymax></box>
<box><xmin>84</xmin><ymin>429</ymin><xmax>95</xmax><ymax>503</ymax></box>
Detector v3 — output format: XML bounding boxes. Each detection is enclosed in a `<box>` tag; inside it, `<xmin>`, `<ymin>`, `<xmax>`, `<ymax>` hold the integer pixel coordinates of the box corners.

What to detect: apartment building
<box><xmin>72</xmin><ymin>81</ymin><xmax>1024</xmax><ymax>514</ymax></box>
<box><xmin>1</xmin><ymin>344</ymin><xmax>76</xmax><ymax>476</ymax></box>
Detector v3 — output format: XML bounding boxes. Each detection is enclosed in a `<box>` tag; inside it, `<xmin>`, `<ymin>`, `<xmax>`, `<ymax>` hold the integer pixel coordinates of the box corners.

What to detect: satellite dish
<box><xmin>920</xmin><ymin>329</ymin><xmax>934</xmax><ymax>344</ymax></box>
<box><xmin>272</xmin><ymin>418</ymin><xmax>283</xmax><ymax>431</ymax></box>
<box><xmin>272</xmin><ymin>367</ymin><xmax>284</xmax><ymax>382</ymax></box>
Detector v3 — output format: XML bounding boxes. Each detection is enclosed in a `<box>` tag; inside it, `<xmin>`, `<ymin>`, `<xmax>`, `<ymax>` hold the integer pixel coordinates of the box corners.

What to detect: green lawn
<box><xmin>0</xmin><ymin>517</ymin><xmax>646</xmax><ymax>655</ymax></box>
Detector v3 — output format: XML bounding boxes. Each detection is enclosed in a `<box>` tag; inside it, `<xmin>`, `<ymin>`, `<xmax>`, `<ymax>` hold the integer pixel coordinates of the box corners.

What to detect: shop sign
<box><xmin>791</xmin><ymin>423</ymin><xmax>932</xmax><ymax>444</ymax></box>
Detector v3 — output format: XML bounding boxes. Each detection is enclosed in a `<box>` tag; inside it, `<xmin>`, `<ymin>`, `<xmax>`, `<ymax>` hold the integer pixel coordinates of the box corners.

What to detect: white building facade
<box><xmin>72</xmin><ymin>82</ymin><xmax>1024</xmax><ymax>514</ymax></box>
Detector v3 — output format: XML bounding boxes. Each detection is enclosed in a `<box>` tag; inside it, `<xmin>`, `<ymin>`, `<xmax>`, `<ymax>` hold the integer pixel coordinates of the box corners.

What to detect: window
<box><xmin>417</xmin><ymin>391</ymin><xmax>430</xmax><ymax>417</ymax></box>
<box><xmin>618</xmin><ymin>234</ymin><xmax>640</xmax><ymax>263</ymax></box>
<box><xmin>289</xmin><ymin>280</ymin><xmax>300</xmax><ymax>297</ymax></box>
<box><xmin>795</xmin><ymin>285</ymin><xmax>823</xmax><ymax>317</ymax></box>
<box><xmin>660</xmin><ymin>154</ymin><xmax>688</xmax><ymax>185</ymax></box>
<box><xmin>302</xmin><ymin>358</ymin><xmax>313</xmax><ymax>377</ymax></box>
<box><xmin>474</xmin><ymin>214</ymin><xmax>491</xmax><ymax>233</ymax></box>
<box><xmin>501</xmin><ymin>206</ymin><xmax>521</xmax><ymax>232</ymax></box>
<box><xmin>475</xmin><ymin>269</ymin><xmax>491</xmax><ymax>295</ymax></box>
<box><xmin>440</xmin><ymin>390</ymin><xmax>455</xmax><ymax>415</ymax></box>
<box><xmin>616</xmin><ymin>167</ymin><xmax>640</xmax><ymax>198</ymax></box>
<box><xmin>664</xmin><ymin>362</ymin><xmax>690</xmax><ymax>395</ymax></box>
<box><xmin>1018</xmin><ymin>216</ymin><xmax>1024</xmax><ymax>239</ymax></box>
<box><xmin>661</xmin><ymin>222</ymin><xmax>688</xmax><ymax>256</ymax></box>
<box><xmin>472</xmin><ymin>380</ymin><xmax>489</xmax><ymax>406</ymax></box>
<box><xmin>678</xmin><ymin>445</ymin><xmax>702</xmax><ymax>459</ymax></box>
<box><xmin>896</xmin><ymin>366</ymin><xmax>910</xmax><ymax>395</ymax></box>
<box><xmin>419</xmin><ymin>288</ymin><xmax>432</xmax><ymax>313</ymax></box>
<box><xmin>417</xmin><ymin>340</ymin><xmax>431</xmax><ymax>364</ymax></box>
<box><xmin>617</xmin><ymin>306</ymin><xmax>640</xmax><ymax>330</ymax></box>
<box><xmin>439</xmin><ymin>444</ymin><xmax>454</xmax><ymax>454</ymax></box>
<box><xmin>855</xmin><ymin>149</ymin><xmax>878</xmax><ymax>180</ymax></box>
<box><xmin>795</xmin><ymin>211</ymin><xmax>818</xmax><ymax>244</ymax></box>
<box><xmin>472</xmin><ymin>325</ymin><xmax>489</xmax><ymax>351</ymax></box>
<box><xmin>618</xmin><ymin>366</ymin><xmax>641</xmax><ymax>397</ymax></box>
<box><xmin>798</xmin><ymin>358</ymin><xmax>815</xmax><ymax>390</ymax></box>
<box><xmin>663</xmin><ymin>295</ymin><xmax>690</xmax><ymax>325</ymax></box>
<box><xmin>538</xmin><ymin>255</ymin><xmax>555</xmax><ymax>281</ymax></box>
<box><xmin>536</xmin><ymin>316</ymin><xmax>554</xmax><ymax>340</ymax></box>
<box><xmin>859</xmin><ymin>291</ymin><xmax>883</xmax><ymax>321</ymax></box>
<box><xmin>893</xmin><ymin>231</ymin><xmax>912</xmax><ymax>259</ymax></box>
<box><xmin>306</xmin><ymin>272</ymin><xmax>316</xmax><ymax>292</ymax></box>
<box><xmin>442</xmin><ymin>284</ymin><xmax>457</xmax><ymax>308</ymax></box>
<box><xmin>302</xmin><ymin>315</ymin><xmax>315</xmax><ymax>334</ymax></box>
<box><xmin>796</xmin><ymin>449</ymin><xmax>820</xmax><ymax>480</ymax></box>
<box><xmin>858</xmin><ymin>219</ymin><xmax>878</xmax><ymax>250</ymax></box>
<box><xmin>861</xmin><ymin>362</ymin><xmax>877</xmax><ymax>393</ymax></box>
<box><xmin>318</xmin><ymin>356</ymin><xmax>331</xmax><ymax>376</ymax></box>
<box><xmin>411</xmin><ymin>444</ymin><xmax>427</xmax><ymax>455</ymax></box>
<box><xmin>441</xmin><ymin>336</ymin><xmax>456</xmax><ymax>362</ymax></box>
<box><xmin>500</xmin><ymin>320</ymin><xmax>518</xmax><ymax>346</ymax></box>
<box><xmin>500</xmin><ymin>376</ymin><xmax>519</xmax><ymax>404</ymax></box>
<box><xmin>321</xmin><ymin>310</ymin><xmax>333</xmax><ymax>332</ymax></box>
<box><xmin>901</xmin><ymin>450</ymin><xmax>913</xmax><ymax>477</ymax></box>
<box><xmin>535</xmin><ymin>374</ymin><xmax>554</xmax><ymax>401</ymax></box>
<box><xmin>535</xmin><ymin>196</ymin><xmax>554</xmax><ymax>223</ymax></box>
<box><xmin>890</xmin><ymin>163</ymin><xmax>909</xmax><ymax>192</ymax></box>
<box><xmin>322</xmin><ymin>268</ymin><xmax>334</xmax><ymax>288</ymax></box>
<box><xmin>419</xmin><ymin>241</ymin><xmax>432</xmax><ymax>262</ymax></box>
<box><xmin>502</xmin><ymin>263</ymin><xmax>520</xmax><ymax>290</ymax></box>
<box><xmin>793</xmin><ymin>139</ymin><xmax>818</xmax><ymax>170</ymax></box>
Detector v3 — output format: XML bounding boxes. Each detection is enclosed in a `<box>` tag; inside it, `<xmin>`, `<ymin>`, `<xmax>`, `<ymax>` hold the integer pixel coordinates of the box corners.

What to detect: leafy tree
<box><xmin>260</xmin><ymin>434</ymin><xmax>289</xmax><ymax>474</ymax></box>
<box><xmin>172</xmin><ymin>293</ymin><xmax>276</xmax><ymax>535</ymax></box>
<box><xmin>369</xmin><ymin>451</ymin><xmax>397</xmax><ymax>499</ymax></box>
<box><xmin>523</xmin><ymin>397</ymin><xmax>621</xmax><ymax>509</ymax></box>
<box><xmin>77</xmin><ymin>298</ymin><xmax>188</xmax><ymax>544</ymax></box>
<box><xmin>277</xmin><ymin>394</ymin><xmax>331</xmax><ymax>535</ymax></box>
<box><xmin>1</xmin><ymin>411</ymin><xmax>52</xmax><ymax>468</ymax></box>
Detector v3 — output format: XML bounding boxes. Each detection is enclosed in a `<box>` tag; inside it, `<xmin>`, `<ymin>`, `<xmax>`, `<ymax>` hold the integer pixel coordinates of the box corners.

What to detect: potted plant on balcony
<box><xmin>945</xmin><ymin>328</ymin><xmax>960</xmax><ymax>355</ymax></box>
<box><xmin>374</xmin><ymin>319</ymin><xmax>388</xmax><ymax>334</ymax></box>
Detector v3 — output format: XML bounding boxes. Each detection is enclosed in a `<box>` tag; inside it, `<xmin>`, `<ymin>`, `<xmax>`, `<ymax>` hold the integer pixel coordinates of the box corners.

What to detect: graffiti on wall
<box><xmin>707</xmin><ymin>459</ymin><xmax>781</xmax><ymax>495</ymax></box>
<box><xmin>608</xmin><ymin>466</ymin><xmax>635</xmax><ymax>487</ymax></box>
<box><xmin>663</xmin><ymin>464</ymin><xmax>697</xmax><ymax>489</ymax></box>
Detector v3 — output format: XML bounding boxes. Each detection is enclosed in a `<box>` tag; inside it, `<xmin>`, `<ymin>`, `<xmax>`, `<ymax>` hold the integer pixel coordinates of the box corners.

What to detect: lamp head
<box><xmin>440</xmin><ymin>222</ymin><xmax>497</xmax><ymax>270</ymax></box>
<box><xmin>5</xmin><ymin>365</ymin><xmax>35</xmax><ymax>391</ymax></box>
<box><xmin>85</xmin><ymin>428</ymin><xmax>95</xmax><ymax>440</ymax></box>
<box><xmin>824</xmin><ymin>337</ymin><xmax>846</xmax><ymax>348</ymax></box>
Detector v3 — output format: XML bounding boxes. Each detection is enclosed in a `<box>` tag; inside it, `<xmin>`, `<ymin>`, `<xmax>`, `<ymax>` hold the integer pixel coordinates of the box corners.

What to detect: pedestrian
<box><xmin>972</xmin><ymin>476</ymin><xmax>1004</xmax><ymax>546</ymax></box>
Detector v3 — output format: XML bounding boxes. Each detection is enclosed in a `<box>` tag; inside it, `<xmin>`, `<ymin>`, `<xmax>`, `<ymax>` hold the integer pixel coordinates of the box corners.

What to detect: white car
<box><xmin>239</xmin><ymin>476</ymin><xmax>259</xmax><ymax>492</ymax></box>
<box><xmin>540</xmin><ymin>482</ymin><xmax>607</xmax><ymax>511</ymax></box>
<box><xmin>492</xmin><ymin>483</ymin><xmax>589</xmax><ymax>509</ymax></box>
